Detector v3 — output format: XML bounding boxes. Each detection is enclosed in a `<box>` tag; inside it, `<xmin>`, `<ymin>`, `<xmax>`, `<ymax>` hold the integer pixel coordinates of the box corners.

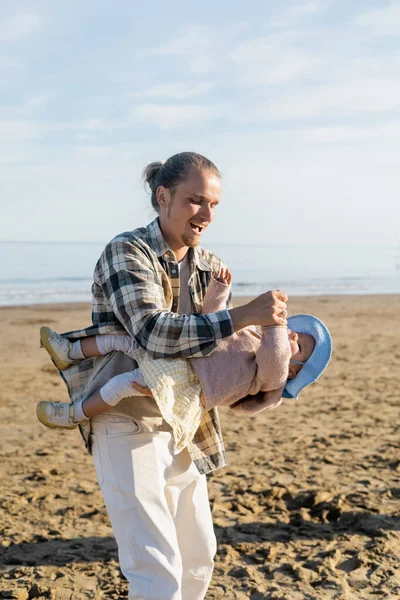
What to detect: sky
<box><xmin>1</xmin><ymin>0</ymin><xmax>399</xmax><ymax>247</ymax></box>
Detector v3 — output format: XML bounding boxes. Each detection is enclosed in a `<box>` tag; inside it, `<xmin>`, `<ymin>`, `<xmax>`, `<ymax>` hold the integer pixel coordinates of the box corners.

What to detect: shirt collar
<box><xmin>146</xmin><ymin>217</ymin><xmax>171</xmax><ymax>258</ymax></box>
<box><xmin>146</xmin><ymin>217</ymin><xmax>211</xmax><ymax>272</ymax></box>
<box><xmin>191</xmin><ymin>247</ymin><xmax>212</xmax><ymax>272</ymax></box>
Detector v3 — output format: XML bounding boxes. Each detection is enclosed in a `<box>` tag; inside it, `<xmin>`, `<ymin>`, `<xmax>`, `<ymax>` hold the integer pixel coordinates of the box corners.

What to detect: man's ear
<box><xmin>288</xmin><ymin>365</ymin><xmax>297</xmax><ymax>380</ymax></box>
<box><xmin>156</xmin><ymin>186</ymin><xmax>170</xmax><ymax>209</ymax></box>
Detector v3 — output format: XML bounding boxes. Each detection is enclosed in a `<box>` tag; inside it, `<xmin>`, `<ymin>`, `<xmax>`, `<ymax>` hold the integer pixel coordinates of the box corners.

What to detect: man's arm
<box><xmin>95</xmin><ymin>238</ymin><xmax>233</xmax><ymax>359</ymax></box>
<box><xmin>202</xmin><ymin>268</ymin><xmax>288</xmax><ymax>333</ymax></box>
<box><xmin>96</xmin><ymin>237</ymin><xmax>288</xmax><ymax>360</ymax></box>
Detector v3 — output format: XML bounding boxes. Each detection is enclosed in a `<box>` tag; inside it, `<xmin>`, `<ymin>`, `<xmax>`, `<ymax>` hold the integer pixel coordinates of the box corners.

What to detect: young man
<box><xmin>47</xmin><ymin>152</ymin><xmax>287</xmax><ymax>599</ymax></box>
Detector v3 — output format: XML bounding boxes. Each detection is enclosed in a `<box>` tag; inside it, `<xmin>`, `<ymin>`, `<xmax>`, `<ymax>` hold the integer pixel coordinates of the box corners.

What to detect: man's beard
<box><xmin>181</xmin><ymin>233</ymin><xmax>200</xmax><ymax>248</ymax></box>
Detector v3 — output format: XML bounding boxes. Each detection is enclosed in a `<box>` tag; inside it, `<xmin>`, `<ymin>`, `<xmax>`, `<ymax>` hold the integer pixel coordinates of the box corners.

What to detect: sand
<box><xmin>0</xmin><ymin>295</ymin><xmax>399</xmax><ymax>599</ymax></box>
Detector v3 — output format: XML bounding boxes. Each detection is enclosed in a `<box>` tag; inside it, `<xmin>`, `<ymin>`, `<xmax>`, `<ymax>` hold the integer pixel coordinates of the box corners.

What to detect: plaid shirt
<box><xmin>59</xmin><ymin>217</ymin><xmax>233</xmax><ymax>474</ymax></box>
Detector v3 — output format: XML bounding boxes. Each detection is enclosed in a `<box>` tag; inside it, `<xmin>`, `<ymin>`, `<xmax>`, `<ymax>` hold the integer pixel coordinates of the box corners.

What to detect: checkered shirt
<box><xmin>58</xmin><ymin>217</ymin><xmax>233</xmax><ymax>474</ymax></box>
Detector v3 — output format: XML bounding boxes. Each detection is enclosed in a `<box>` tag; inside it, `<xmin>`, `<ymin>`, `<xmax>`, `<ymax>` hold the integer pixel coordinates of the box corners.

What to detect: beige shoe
<box><xmin>36</xmin><ymin>401</ymin><xmax>78</xmax><ymax>430</ymax></box>
<box><xmin>40</xmin><ymin>326</ymin><xmax>74</xmax><ymax>370</ymax></box>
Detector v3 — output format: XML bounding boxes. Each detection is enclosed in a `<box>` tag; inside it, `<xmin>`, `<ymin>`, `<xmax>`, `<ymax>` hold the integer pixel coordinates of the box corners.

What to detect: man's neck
<box><xmin>175</xmin><ymin>247</ymin><xmax>189</xmax><ymax>262</ymax></box>
<box><xmin>158</xmin><ymin>219</ymin><xmax>189</xmax><ymax>262</ymax></box>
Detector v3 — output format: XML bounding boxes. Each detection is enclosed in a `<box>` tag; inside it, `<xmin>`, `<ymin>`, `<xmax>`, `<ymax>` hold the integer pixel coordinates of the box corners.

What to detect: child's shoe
<box><xmin>36</xmin><ymin>401</ymin><xmax>79</xmax><ymax>430</ymax></box>
<box><xmin>40</xmin><ymin>326</ymin><xmax>74</xmax><ymax>370</ymax></box>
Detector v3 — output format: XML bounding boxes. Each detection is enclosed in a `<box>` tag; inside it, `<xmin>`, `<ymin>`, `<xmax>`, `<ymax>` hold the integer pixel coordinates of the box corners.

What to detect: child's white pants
<box><xmin>90</xmin><ymin>415</ymin><xmax>217</xmax><ymax>600</ymax></box>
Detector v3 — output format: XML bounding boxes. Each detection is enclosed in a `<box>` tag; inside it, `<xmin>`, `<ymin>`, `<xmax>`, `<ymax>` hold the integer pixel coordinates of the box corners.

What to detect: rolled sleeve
<box><xmin>204</xmin><ymin>309</ymin><xmax>234</xmax><ymax>341</ymax></box>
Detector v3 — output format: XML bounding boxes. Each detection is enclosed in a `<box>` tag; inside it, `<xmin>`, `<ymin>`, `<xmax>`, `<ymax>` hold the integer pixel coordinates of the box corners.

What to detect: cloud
<box><xmin>73</xmin><ymin>118</ymin><xmax>128</xmax><ymax>142</ymax></box>
<box><xmin>301</xmin><ymin>122</ymin><xmax>400</xmax><ymax>143</ymax></box>
<box><xmin>17</xmin><ymin>95</ymin><xmax>50</xmax><ymax>116</ymax></box>
<box><xmin>0</xmin><ymin>119</ymin><xmax>41</xmax><ymax>141</ymax></box>
<box><xmin>232</xmin><ymin>35</ymin><xmax>322</xmax><ymax>85</ymax></box>
<box><xmin>0</xmin><ymin>57</ymin><xmax>22</xmax><ymax>69</ymax></box>
<box><xmin>132</xmin><ymin>104</ymin><xmax>218</xmax><ymax>128</ymax></box>
<box><xmin>150</xmin><ymin>25</ymin><xmax>216</xmax><ymax>74</ymax></box>
<box><xmin>0</xmin><ymin>13</ymin><xmax>41</xmax><ymax>42</ymax></box>
<box><xmin>151</xmin><ymin>25</ymin><xmax>213</xmax><ymax>56</ymax></box>
<box><xmin>77</xmin><ymin>132</ymin><xmax>93</xmax><ymax>142</ymax></box>
<box><xmin>336</xmin><ymin>55</ymin><xmax>400</xmax><ymax>81</ymax></box>
<box><xmin>355</xmin><ymin>3</ymin><xmax>400</xmax><ymax>30</ymax></box>
<box><xmin>0</xmin><ymin>119</ymin><xmax>44</xmax><ymax>165</ymax></box>
<box><xmin>249</xmin><ymin>77</ymin><xmax>400</xmax><ymax>120</ymax></box>
<box><xmin>268</xmin><ymin>1</ymin><xmax>329</xmax><ymax>29</ymax></box>
<box><xmin>287</xmin><ymin>1</ymin><xmax>326</xmax><ymax>15</ymax></box>
<box><xmin>79</xmin><ymin>118</ymin><xmax>117</xmax><ymax>131</ymax></box>
<box><xmin>131</xmin><ymin>82</ymin><xmax>215</xmax><ymax>100</ymax></box>
<box><xmin>76</xmin><ymin>145</ymin><xmax>121</xmax><ymax>157</ymax></box>
<box><xmin>271</xmin><ymin>0</ymin><xmax>327</xmax><ymax>24</ymax></box>
<box><xmin>150</xmin><ymin>23</ymin><xmax>248</xmax><ymax>75</ymax></box>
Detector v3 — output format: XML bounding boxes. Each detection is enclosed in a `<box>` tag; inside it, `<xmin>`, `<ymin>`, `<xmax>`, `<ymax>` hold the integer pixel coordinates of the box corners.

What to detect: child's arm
<box><xmin>229</xmin><ymin>329</ymin><xmax>289</xmax><ymax>414</ymax></box>
<box><xmin>253</xmin><ymin>326</ymin><xmax>291</xmax><ymax>391</ymax></box>
<box><xmin>201</xmin><ymin>268</ymin><xmax>232</xmax><ymax>314</ymax></box>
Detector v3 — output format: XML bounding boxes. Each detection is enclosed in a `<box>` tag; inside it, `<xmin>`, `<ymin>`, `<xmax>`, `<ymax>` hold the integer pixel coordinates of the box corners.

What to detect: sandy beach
<box><xmin>0</xmin><ymin>294</ymin><xmax>399</xmax><ymax>599</ymax></box>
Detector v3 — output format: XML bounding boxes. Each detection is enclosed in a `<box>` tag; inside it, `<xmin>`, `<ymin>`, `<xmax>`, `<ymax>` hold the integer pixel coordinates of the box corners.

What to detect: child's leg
<box><xmin>41</xmin><ymin>326</ymin><xmax>133</xmax><ymax>370</ymax></box>
<box><xmin>80</xmin><ymin>369</ymin><xmax>151</xmax><ymax>418</ymax></box>
<box><xmin>98</xmin><ymin>370</ymin><xmax>151</xmax><ymax>406</ymax></box>
<box><xmin>80</xmin><ymin>334</ymin><xmax>133</xmax><ymax>359</ymax></box>
<box><xmin>79</xmin><ymin>336</ymin><xmax>102</xmax><ymax>358</ymax></box>
<box><xmin>40</xmin><ymin>327</ymin><xmax>82</xmax><ymax>370</ymax></box>
<box><xmin>35</xmin><ymin>391</ymin><xmax>111</xmax><ymax>430</ymax></box>
<box><xmin>36</xmin><ymin>368</ymin><xmax>151</xmax><ymax>429</ymax></box>
<box><xmin>76</xmin><ymin>369</ymin><xmax>151</xmax><ymax>421</ymax></box>
<box><xmin>77</xmin><ymin>391</ymin><xmax>112</xmax><ymax>418</ymax></box>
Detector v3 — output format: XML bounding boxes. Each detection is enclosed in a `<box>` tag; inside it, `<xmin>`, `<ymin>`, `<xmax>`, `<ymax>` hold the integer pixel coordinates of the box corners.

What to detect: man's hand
<box><xmin>229</xmin><ymin>289</ymin><xmax>288</xmax><ymax>331</ymax></box>
<box><xmin>131</xmin><ymin>382</ymin><xmax>153</xmax><ymax>397</ymax></box>
<box><xmin>249</xmin><ymin>290</ymin><xmax>288</xmax><ymax>327</ymax></box>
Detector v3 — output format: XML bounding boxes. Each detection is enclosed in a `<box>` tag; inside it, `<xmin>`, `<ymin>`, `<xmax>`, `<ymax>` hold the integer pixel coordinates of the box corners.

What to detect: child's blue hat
<box><xmin>283</xmin><ymin>314</ymin><xmax>332</xmax><ymax>399</ymax></box>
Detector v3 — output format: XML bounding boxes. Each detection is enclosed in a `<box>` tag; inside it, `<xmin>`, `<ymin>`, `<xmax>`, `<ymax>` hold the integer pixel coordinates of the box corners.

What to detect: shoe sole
<box><xmin>36</xmin><ymin>401</ymin><xmax>78</xmax><ymax>430</ymax></box>
<box><xmin>40</xmin><ymin>326</ymin><xmax>72</xmax><ymax>371</ymax></box>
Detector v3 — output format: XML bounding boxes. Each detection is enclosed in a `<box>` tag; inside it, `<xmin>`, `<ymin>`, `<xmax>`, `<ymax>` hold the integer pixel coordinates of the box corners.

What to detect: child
<box><xmin>37</xmin><ymin>270</ymin><xmax>332</xmax><ymax>451</ymax></box>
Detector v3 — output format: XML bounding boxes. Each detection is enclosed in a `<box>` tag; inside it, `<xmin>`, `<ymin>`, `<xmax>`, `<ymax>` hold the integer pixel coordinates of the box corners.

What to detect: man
<box><xmin>51</xmin><ymin>152</ymin><xmax>287</xmax><ymax>599</ymax></box>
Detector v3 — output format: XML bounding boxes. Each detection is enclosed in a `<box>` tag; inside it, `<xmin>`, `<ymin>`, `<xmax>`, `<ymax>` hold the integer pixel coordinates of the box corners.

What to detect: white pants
<box><xmin>90</xmin><ymin>416</ymin><xmax>217</xmax><ymax>600</ymax></box>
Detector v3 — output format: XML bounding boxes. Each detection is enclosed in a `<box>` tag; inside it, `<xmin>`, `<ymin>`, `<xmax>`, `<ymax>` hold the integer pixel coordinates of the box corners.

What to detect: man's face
<box><xmin>157</xmin><ymin>168</ymin><xmax>221</xmax><ymax>259</ymax></box>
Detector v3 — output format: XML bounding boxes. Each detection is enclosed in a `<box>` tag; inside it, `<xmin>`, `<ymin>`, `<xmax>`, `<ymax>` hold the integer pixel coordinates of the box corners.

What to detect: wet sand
<box><xmin>0</xmin><ymin>295</ymin><xmax>399</xmax><ymax>599</ymax></box>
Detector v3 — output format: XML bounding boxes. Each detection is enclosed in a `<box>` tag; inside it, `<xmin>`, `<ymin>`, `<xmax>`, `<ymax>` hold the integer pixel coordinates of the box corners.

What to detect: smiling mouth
<box><xmin>190</xmin><ymin>223</ymin><xmax>205</xmax><ymax>234</ymax></box>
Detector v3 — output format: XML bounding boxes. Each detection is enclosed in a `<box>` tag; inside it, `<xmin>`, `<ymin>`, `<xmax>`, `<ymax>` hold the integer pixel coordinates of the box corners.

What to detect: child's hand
<box><xmin>131</xmin><ymin>382</ymin><xmax>153</xmax><ymax>397</ymax></box>
<box><xmin>213</xmin><ymin>267</ymin><xmax>232</xmax><ymax>286</ymax></box>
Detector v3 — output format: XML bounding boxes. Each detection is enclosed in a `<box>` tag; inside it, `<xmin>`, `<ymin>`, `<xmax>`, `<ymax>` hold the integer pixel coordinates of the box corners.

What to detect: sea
<box><xmin>0</xmin><ymin>241</ymin><xmax>399</xmax><ymax>307</ymax></box>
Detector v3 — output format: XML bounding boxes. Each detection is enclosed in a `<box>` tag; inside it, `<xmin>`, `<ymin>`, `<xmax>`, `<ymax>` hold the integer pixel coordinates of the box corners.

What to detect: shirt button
<box><xmin>171</xmin><ymin>268</ymin><xmax>177</xmax><ymax>275</ymax></box>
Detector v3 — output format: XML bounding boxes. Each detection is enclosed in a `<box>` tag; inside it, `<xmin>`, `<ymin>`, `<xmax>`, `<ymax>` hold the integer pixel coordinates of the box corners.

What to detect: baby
<box><xmin>37</xmin><ymin>270</ymin><xmax>332</xmax><ymax>450</ymax></box>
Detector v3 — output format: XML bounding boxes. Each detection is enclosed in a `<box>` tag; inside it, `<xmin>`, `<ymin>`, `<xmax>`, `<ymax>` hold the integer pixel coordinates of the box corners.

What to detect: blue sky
<box><xmin>1</xmin><ymin>0</ymin><xmax>399</xmax><ymax>246</ymax></box>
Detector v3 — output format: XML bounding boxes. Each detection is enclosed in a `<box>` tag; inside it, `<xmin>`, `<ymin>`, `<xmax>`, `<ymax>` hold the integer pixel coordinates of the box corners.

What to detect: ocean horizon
<box><xmin>1</xmin><ymin>240</ymin><xmax>399</xmax><ymax>307</ymax></box>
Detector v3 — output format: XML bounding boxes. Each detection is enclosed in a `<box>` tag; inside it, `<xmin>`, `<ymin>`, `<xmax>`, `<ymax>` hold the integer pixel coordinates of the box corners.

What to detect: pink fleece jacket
<box><xmin>191</xmin><ymin>278</ymin><xmax>290</xmax><ymax>415</ymax></box>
